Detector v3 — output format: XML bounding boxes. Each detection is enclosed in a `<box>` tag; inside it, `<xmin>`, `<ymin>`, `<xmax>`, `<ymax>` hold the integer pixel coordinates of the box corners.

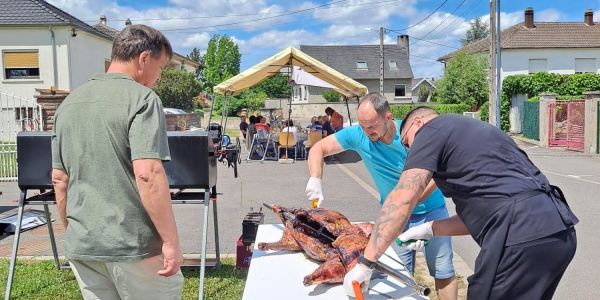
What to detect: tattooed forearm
<box><xmin>363</xmin><ymin>168</ymin><xmax>433</xmax><ymax>261</ymax></box>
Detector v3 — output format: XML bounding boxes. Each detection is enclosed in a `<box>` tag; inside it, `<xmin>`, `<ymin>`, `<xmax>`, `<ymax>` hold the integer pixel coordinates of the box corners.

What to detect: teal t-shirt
<box><xmin>334</xmin><ymin>120</ymin><xmax>445</xmax><ymax>214</ymax></box>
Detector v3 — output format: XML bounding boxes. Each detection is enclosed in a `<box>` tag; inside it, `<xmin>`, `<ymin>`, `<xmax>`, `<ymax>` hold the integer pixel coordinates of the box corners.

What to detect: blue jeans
<box><xmin>393</xmin><ymin>206</ymin><xmax>455</xmax><ymax>279</ymax></box>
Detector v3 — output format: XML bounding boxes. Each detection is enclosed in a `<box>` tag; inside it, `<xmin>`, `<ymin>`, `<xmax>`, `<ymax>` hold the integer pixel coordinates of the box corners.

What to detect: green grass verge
<box><xmin>0</xmin><ymin>258</ymin><xmax>247</xmax><ymax>300</ymax></box>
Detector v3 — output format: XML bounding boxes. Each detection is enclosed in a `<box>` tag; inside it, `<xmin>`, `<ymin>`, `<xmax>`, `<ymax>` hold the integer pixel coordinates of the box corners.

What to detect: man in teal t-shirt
<box><xmin>305</xmin><ymin>92</ymin><xmax>457</xmax><ymax>300</ymax></box>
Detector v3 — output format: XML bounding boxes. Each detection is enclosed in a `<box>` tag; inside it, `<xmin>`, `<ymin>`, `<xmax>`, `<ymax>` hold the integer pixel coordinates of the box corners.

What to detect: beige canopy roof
<box><xmin>214</xmin><ymin>47</ymin><xmax>368</xmax><ymax>97</ymax></box>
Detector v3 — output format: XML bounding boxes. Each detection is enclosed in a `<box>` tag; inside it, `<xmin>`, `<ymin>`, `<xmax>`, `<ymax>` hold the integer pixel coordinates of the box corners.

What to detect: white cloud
<box><xmin>313</xmin><ymin>0</ymin><xmax>417</xmax><ymax>26</ymax></box>
<box><xmin>246</xmin><ymin>30</ymin><xmax>320</xmax><ymax>49</ymax></box>
<box><xmin>182</xmin><ymin>32</ymin><xmax>212</xmax><ymax>49</ymax></box>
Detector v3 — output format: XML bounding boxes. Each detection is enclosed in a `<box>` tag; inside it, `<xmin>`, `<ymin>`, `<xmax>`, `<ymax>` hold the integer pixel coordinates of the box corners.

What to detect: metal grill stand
<box><xmin>5</xmin><ymin>132</ymin><xmax>220</xmax><ymax>300</ymax></box>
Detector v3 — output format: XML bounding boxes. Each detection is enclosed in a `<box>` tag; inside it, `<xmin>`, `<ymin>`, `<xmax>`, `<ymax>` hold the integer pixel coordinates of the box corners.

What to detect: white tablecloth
<box><xmin>242</xmin><ymin>224</ymin><xmax>429</xmax><ymax>300</ymax></box>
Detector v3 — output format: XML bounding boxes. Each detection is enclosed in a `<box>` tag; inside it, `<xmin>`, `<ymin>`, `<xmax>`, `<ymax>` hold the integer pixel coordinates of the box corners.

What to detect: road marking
<box><xmin>542</xmin><ymin>169</ymin><xmax>600</xmax><ymax>185</ymax></box>
<box><xmin>334</xmin><ymin>162</ymin><xmax>380</xmax><ymax>200</ymax></box>
<box><xmin>522</xmin><ymin>146</ymin><xmax>539</xmax><ymax>149</ymax></box>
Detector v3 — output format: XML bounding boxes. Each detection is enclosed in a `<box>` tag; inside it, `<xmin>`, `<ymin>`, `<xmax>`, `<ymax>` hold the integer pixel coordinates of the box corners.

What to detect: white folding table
<box><xmin>242</xmin><ymin>224</ymin><xmax>430</xmax><ymax>300</ymax></box>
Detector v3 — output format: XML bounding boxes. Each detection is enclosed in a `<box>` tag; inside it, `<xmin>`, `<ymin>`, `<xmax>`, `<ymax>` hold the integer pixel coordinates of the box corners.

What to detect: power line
<box><xmin>424</xmin><ymin>0</ymin><xmax>483</xmax><ymax>43</ymax></box>
<box><xmin>410</xmin><ymin>54</ymin><xmax>444</xmax><ymax>62</ymax></box>
<box><xmin>406</xmin><ymin>35</ymin><xmax>459</xmax><ymax>49</ymax></box>
<box><xmin>88</xmin><ymin>0</ymin><xmax>399</xmax><ymax>28</ymax></box>
<box><xmin>408</xmin><ymin>0</ymin><xmax>468</xmax><ymax>46</ymax></box>
<box><xmin>161</xmin><ymin>0</ymin><xmax>400</xmax><ymax>34</ymax></box>
<box><xmin>387</xmin><ymin>0</ymin><xmax>449</xmax><ymax>32</ymax></box>
<box><xmin>86</xmin><ymin>0</ymin><xmax>346</xmax><ymax>22</ymax></box>
<box><xmin>160</xmin><ymin>0</ymin><xmax>400</xmax><ymax>32</ymax></box>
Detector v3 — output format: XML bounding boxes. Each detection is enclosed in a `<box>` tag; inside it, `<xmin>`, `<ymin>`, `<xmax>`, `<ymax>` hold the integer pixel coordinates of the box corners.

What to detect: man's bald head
<box><xmin>358</xmin><ymin>92</ymin><xmax>390</xmax><ymax>118</ymax></box>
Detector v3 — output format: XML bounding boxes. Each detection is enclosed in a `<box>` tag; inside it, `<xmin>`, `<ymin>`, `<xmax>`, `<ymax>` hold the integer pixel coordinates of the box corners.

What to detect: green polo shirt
<box><xmin>52</xmin><ymin>73</ymin><xmax>170</xmax><ymax>261</ymax></box>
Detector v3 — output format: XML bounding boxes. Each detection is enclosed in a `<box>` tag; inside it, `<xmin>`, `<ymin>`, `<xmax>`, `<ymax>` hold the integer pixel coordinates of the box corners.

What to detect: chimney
<box><xmin>125</xmin><ymin>18</ymin><xmax>132</xmax><ymax>26</ymax></box>
<box><xmin>99</xmin><ymin>15</ymin><xmax>107</xmax><ymax>25</ymax></box>
<box><xmin>397</xmin><ymin>34</ymin><xmax>409</xmax><ymax>57</ymax></box>
<box><xmin>585</xmin><ymin>9</ymin><xmax>594</xmax><ymax>26</ymax></box>
<box><xmin>524</xmin><ymin>7</ymin><xmax>534</xmax><ymax>29</ymax></box>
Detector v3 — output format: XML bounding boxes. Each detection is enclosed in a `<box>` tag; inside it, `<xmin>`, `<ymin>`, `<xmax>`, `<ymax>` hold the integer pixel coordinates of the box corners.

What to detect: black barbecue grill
<box><xmin>6</xmin><ymin>131</ymin><xmax>219</xmax><ymax>300</ymax></box>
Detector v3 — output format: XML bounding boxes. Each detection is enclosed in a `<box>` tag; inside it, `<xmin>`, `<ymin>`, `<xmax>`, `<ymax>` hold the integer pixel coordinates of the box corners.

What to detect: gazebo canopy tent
<box><xmin>214</xmin><ymin>47</ymin><xmax>367</xmax><ymax>97</ymax></box>
<box><xmin>210</xmin><ymin>47</ymin><xmax>368</xmax><ymax>161</ymax></box>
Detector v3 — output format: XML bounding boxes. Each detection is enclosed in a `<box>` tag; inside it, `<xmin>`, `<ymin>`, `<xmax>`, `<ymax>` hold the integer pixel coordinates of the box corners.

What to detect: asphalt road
<box><xmin>338</xmin><ymin>140</ymin><xmax>600</xmax><ymax>300</ymax></box>
<box><xmin>0</xmin><ymin>138</ymin><xmax>597</xmax><ymax>299</ymax></box>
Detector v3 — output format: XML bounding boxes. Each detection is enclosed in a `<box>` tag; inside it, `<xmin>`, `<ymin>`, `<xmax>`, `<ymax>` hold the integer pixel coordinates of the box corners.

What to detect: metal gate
<box><xmin>548</xmin><ymin>100</ymin><xmax>585</xmax><ymax>152</ymax></box>
<box><xmin>522</xmin><ymin>101</ymin><xmax>539</xmax><ymax>141</ymax></box>
<box><xmin>0</xmin><ymin>91</ymin><xmax>44</xmax><ymax>181</ymax></box>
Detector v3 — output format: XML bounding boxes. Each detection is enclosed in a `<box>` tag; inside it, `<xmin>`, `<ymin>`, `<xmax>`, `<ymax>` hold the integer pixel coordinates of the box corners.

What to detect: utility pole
<box><xmin>379</xmin><ymin>26</ymin><xmax>384</xmax><ymax>95</ymax></box>
<box><xmin>495</xmin><ymin>0</ymin><xmax>502</xmax><ymax>128</ymax></box>
<box><xmin>488</xmin><ymin>0</ymin><xmax>498</xmax><ymax>127</ymax></box>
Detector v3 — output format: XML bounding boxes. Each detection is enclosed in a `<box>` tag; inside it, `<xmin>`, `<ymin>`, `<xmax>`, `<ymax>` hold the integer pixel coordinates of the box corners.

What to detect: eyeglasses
<box><xmin>400</xmin><ymin>120</ymin><xmax>415</xmax><ymax>149</ymax></box>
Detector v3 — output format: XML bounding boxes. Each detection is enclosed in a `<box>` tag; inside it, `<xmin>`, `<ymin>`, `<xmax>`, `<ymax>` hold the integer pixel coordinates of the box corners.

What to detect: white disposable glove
<box><xmin>343</xmin><ymin>262</ymin><xmax>373</xmax><ymax>297</ymax></box>
<box><xmin>398</xmin><ymin>221</ymin><xmax>434</xmax><ymax>251</ymax></box>
<box><xmin>305</xmin><ymin>177</ymin><xmax>324</xmax><ymax>207</ymax></box>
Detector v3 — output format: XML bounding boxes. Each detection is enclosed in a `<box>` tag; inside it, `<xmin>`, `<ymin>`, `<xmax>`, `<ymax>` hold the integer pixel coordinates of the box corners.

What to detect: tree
<box><xmin>461</xmin><ymin>18</ymin><xmax>489</xmax><ymax>46</ymax></box>
<box><xmin>187</xmin><ymin>47</ymin><xmax>204</xmax><ymax>78</ymax></box>
<box><xmin>255</xmin><ymin>73</ymin><xmax>290</xmax><ymax>98</ymax></box>
<box><xmin>152</xmin><ymin>69</ymin><xmax>203</xmax><ymax>110</ymax></box>
<box><xmin>322</xmin><ymin>89</ymin><xmax>342</xmax><ymax>102</ymax></box>
<box><xmin>435</xmin><ymin>52</ymin><xmax>488</xmax><ymax>110</ymax></box>
<box><xmin>202</xmin><ymin>34</ymin><xmax>241</xmax><ymax>92</ymax></box>
<box><xmin>213</xmin><ymin>89</ymin><xmax>267</xmax><ymax>116</ymax></box>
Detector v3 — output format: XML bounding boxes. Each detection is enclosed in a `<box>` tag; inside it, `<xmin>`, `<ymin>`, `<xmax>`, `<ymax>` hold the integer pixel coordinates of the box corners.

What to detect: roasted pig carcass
<box><xmin>257</xmin><ymin>205</ymin><xmax>373</xmax><ymax>286</ymax></box>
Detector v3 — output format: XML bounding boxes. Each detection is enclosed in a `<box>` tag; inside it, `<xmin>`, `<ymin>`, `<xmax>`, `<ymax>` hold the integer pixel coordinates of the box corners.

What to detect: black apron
<box><xmin>454</xmin><ymin>184</ymin><xmax>577</xmax><ymax>299</ymax></box>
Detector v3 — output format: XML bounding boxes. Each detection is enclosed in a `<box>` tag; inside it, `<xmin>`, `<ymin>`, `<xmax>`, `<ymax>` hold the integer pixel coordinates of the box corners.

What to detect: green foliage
<box><xmin>322</xmin><ymin>89</ymin><xmax>342</xmax><ymax>102</ymax></box>
<box><xmin>202</xmin><ymin>34</ymin><xmax>241</xmax><ymax>92</ymax></box>
<box><xmin>390</xmin><ymin>104</ymin><xmax>471</xmax><ymax>120</ymax></box>
<box><xmin>500</xmin><ymin>72</ymin><xmax>600</xmax><ymax>130</ymax></box>
<box><xmin>186</xmin><ymin>47</ymin><xmax>204</xmax><ymax>78</ymax></box>
<box><xmin>213</xmin><ymin>89</ymin><xmax>267</xmax><ymax>116</ymax></box>
<box><xmin>461</xmin><ymin>17</ymin><xmax>489</xmax><ymax>46</ymax></box>
<box><xmin>479</xmin><ymin>101</ymin><xmax>489</xmax><ymax>122</ymax></box>
<box><xmin>435</xmin><ymin>52</ymin><xmax>488</xmax><ymax>111</ymax></box>
<box><xmin>152</xmin><ymin>69</ymin><xmax>202</xmax><ymax>110</ymax></box>
<box><xmin>417</xmin><ymin>85</ymin><xmax>430</xmax><ymax>102</ymax></box>
<box><xmin>255</xmin><ymin>74</ymin><xmax>290</xmax><ymax>98</ymax></box>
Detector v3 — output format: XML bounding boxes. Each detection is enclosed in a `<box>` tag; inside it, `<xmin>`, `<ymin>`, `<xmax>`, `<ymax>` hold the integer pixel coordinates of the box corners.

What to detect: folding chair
<box><xmin>303</xmin><ymin>131</ymin><xmax>323</xmax><ymax>159</ymax></box>
<box><xmin>278</xmin><ymin>132</ymin><xmax>298</xmax><ymax>161</ymax></box>
<box><xmin>246</xmin><ymin>130</ymin><xmax>269</xmax><ymax>160</ymax></box>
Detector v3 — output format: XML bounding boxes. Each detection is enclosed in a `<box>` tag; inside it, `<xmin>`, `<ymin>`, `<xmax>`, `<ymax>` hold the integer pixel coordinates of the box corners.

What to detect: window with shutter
<box><xmin>3</xmin><ymin>51</ymin><xmax>40</xmax><ymax>79</ymax></box>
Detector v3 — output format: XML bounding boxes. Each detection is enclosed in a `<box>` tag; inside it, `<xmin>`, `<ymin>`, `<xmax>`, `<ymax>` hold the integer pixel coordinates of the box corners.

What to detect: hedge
<box><xmin>500</xmin><ymin>73</ymin><xmax>600</xmax><ymax>131</ymax></box>
<box><xmin>390</xmin><ymin>104</ymin><xmax>471</xmax><ymax>120</ymax></box>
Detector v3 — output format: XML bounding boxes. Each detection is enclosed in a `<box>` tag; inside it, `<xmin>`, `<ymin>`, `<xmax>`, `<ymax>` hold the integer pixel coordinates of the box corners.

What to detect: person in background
<box><xmin>309</xmin><ymin>116</ymin><xmax>323</xmax><ymax>133</ymax></box>
<box><xmin>319</xmin><ymin>115</ymin><xmax>335</xmax><ymax>137</ymax></box>
<box><xmin>51</xmin><ymin>24</ymin><xmax>183</xmax><ymax>299</ymax></box>
<box><xmin>239</xmin><ymin>113</ymin><xmax>248</xmax><ymax>140</ymax></box>
<box><xmin>325</xmin><ymin>106</ymin><xmax>344</xmax><ymax>132</ymax></box>
<box><xmin>281</xmin><ymin>119</ymin><xmax>298</xmax><ymax>143</ymax></box>
<box><xmin>246</xmin><ymin>115</ymin><xmax>257</xmax><ymax>149</ymax></box>
<box><xmin>255</xmin><ymin>116</ymin><xmax>270</xmax><ymax>133</ymax></box>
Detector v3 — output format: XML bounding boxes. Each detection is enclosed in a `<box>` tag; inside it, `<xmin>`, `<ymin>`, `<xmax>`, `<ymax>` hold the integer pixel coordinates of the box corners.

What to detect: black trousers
<box><xmin>471</xmin><ymin>228</ymin><xmax>577</xmax><ymax>300</ymax></box>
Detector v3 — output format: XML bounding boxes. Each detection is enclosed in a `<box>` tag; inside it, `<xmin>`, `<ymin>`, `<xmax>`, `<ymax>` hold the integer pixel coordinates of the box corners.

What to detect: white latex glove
<box><xmin>398</xmin><ymin>221</ymin><xmax>434</xmax><ymax>251</ymax></box>
<box><xmin>305</xmin><ymin>177</ymin><xmax>324</xmax><ymax>207</ymax></box>
<box><xmin>343</xmin><ymin>263</ymin><xmax>373</xmax><ymax>297</ymax></box>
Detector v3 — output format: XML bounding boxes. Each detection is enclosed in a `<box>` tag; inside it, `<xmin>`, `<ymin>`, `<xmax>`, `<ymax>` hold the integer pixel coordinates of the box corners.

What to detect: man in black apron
<box><xmin>343</xmin><ymin>107</ymin><xmax>578</xmax><ymax>299</ymax></box>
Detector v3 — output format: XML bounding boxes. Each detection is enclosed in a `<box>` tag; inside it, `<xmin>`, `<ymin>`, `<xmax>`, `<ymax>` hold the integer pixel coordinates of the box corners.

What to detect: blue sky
<box><xmin>51</xmin><ymin>0</ymin><xmax>600</xmax><ymax>78</ymax></box>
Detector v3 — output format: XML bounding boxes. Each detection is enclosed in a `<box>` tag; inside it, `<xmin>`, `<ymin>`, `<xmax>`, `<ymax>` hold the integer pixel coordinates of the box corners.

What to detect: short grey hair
<box><xmin>358</xmin><ymin>92</ymin><xmax>390</xmax><ymax>117</ymax></box>
<box><xmin>111</xmin><ymin>24</ymin><xmax>173</xmax><ymax>63</ymax></box>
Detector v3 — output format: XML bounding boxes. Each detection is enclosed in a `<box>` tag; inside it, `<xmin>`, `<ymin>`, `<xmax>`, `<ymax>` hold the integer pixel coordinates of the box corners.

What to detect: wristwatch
<box><xmin>358</xmin><ymin>254</ymin><xmax>376</xmax><ymax>269</ymax></box>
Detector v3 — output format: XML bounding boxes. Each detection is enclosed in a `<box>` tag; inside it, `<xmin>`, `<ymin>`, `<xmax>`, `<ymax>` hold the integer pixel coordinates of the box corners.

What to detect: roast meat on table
<box><xmin>258</xmin><ymin>205</ymin><xmax>373</xmax><ymax>286</ymax></box>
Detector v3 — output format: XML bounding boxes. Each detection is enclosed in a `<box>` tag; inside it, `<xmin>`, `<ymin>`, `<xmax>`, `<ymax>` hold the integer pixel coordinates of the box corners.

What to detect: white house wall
<box><xmin>68</xmin><ymin>30</ymin><xmax>112</xmax><ymax>89</ymax></box>
<box><xmin>501</xmin><ymin>48</ymin><xmax>600</xmax><ymax>81</ymax></box>
<box><xmin>0</xmin><ymin>26</ymin><xmax>72</xmax><ymax>99</ymax></box>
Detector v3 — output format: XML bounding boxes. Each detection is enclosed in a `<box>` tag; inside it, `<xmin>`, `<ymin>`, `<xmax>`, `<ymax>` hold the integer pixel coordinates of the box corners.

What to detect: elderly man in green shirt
<box><xmin>51</xmin><ymin>25</ymin><xmax>183</xmax><ymax>299</ymax></box>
